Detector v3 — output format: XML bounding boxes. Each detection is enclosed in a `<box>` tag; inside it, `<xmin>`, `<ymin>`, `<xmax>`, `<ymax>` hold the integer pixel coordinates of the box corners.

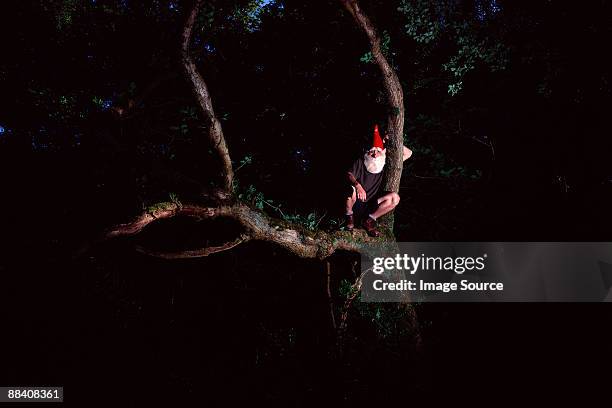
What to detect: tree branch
<box><xmin>336</xmin><ymin>266</ymin><xmax>367</xmax><ymax>353</ymax></box>
<box><xmin>339</xmin><ymin>0</ymin><xmax>405</xmax><ymax>193</ymax></box>
<box><xmin>103</xmin><ymin>201</ymin><xmax>386</xmax><ymax>259</ymax></box>
<box><xmin>182</xmin><ymin>0</ymin><xmax>234</xmax><ymax>192</ymax></box>
<box><xmin>134</xmin><ymin>234</ymin><xmax>250</xmax><ymax>259</ymax></box>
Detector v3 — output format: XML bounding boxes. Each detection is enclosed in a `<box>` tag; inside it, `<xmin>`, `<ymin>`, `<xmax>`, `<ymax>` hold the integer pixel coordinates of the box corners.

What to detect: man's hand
<box><xmin>383</xmin><ymin>134</ymin><xmax>413</xmax><ymax>161</ymax></box>
<box><xmin>403</xmin><ymin>145</ymin><xmax>413</xmax><ymax>161</ymax></box>
<box><xmin>356</xmin><ymin>184</ymin><xmax>367</xmax><ymax>201</ymax></box>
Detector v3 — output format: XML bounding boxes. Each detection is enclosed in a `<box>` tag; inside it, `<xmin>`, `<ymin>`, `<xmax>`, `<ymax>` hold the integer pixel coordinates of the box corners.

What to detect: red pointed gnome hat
<box><xmin>372</xmin><ymin>124</ymin><xmax>385</xmax><ymax>150</ymax></box>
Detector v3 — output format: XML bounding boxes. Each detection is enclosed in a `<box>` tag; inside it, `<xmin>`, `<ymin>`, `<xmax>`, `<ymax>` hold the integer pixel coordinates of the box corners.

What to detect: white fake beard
<box><xmin>364</xmin><ymin>152</ymin><xmax>386</xmax><ymax>174</ymax></box>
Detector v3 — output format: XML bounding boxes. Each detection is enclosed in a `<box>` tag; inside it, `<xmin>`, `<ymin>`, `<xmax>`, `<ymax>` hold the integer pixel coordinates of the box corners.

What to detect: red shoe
<box><xmin>362</xmin><ymin>217</ymin><xmax>380</xmax><ymax>237</ymax></box>
<box><xmin>345</xmin><ymin>214</ymin><xmax>354</xmax><ymax>231</ymax></box>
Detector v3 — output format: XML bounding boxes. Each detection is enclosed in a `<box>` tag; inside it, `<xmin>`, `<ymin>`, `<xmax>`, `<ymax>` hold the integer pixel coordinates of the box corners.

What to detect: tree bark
<box><xmin>105</xmin><ymin>201</ymin><xmax>386</xmax><ymax>259</ymax></box>
<box><xmin>339</xmin><ymin>0</ymin><xmax>405</xmax><ymax>193</ymax></box>
<box><xmin>181</xmin><ymin>0</ymin><xmax>234</xmax><ymax>193</ymax></box>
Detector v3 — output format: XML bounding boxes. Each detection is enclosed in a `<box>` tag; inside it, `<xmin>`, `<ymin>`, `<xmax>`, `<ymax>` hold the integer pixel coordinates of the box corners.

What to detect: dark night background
<box><xmin>1</xmin><ymin>0</ymin><xmax>612</xmax><ymax>406</ymax></box>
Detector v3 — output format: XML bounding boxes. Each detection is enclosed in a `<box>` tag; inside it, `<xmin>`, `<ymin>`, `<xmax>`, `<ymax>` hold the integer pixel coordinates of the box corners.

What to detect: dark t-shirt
<box><xmin>349</xmin><ymin>158</ymin><xmax>384</xmax><ymax>202</ymax></box>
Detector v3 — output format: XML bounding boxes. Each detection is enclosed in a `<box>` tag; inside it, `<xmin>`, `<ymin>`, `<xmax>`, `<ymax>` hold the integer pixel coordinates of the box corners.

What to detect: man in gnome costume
<box><xmin>345</xmin><ymin>125</ymin><xmax>412</xmax><ymax>237</ymax></box>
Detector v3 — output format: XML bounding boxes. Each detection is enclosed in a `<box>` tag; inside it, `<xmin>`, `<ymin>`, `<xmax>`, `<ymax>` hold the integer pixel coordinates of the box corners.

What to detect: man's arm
<box><xmin>348</xmin><ymin>171</ymin><xmax>367</xmax><ymax>201</ymax></box>
<box><xmin>382</xmin><ymin>134</ymin><xmax>412</xmax><ymax>161</ymax></box>
<box><xmin>403</xmin><ymin>145</ymin><xmax>413</xmax><ymax>161</ymax></box>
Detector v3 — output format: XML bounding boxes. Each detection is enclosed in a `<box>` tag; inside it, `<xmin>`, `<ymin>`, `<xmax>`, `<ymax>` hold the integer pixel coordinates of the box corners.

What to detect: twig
<box><xmin>471</xmin><ymin>135</ymin><xmax>495</xmax><ymax>161</ymax></box>
<box><xmin>262</xmin><ymin>199</ymin><xmax>285</xmax><ymax>218</ymax></box>
<box><xmin>233</xmin><ymin>157</ymin><xmax>253</xmax><ymax>173</ymax></box>
<box><xmin>326</xmin><ymin>262</ymin><xmax>337</xmax><ymax>330</ymax></box>
<box><xmin>314</xmin><ymin>211</ymin><xmax>327</xmax><ymax>230</ymax></box>
<box><xmin>412</xmin><ymin>174</ymin><xmax>446</xmax><ymax>180</ymax></box>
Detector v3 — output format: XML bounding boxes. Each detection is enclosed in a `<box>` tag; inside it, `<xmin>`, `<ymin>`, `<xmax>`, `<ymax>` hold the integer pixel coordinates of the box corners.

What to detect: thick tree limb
<box><xmin>104</xmin><ymin>202</ymin><xmax>385</xmax><ymax>259</ymax></box>
<box><xmin>339</xmin><ymin>0</ymin><xmax>405</xmax><ymax>193</ymax></box>
<box><xmin>182</xmin><ymin>0</ymin><xmax>234</xmax><ymax>192</ymax></box>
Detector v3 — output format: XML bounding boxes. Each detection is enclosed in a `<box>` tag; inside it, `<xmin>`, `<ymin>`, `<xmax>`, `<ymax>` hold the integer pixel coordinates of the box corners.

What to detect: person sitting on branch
<box><xmin>345</xmin><ymin>125</ymin><xmax>413</xmax><ymax>237</ymax></box>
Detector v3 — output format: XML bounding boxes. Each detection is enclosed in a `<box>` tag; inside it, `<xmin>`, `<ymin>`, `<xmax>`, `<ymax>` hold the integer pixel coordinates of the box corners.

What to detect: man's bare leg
<box><xmin>362</xmin><ymin>192</ymin><xmax>400</xmax><ymax>237</ymax></box>
<box><xmin>345</xmin><ymin>190</ymin><xmax>357</xmax><ymax>230</ymax></box>
<box><xmin>369</xmin><ymin>192</ymin><xmax>400</xmax><ymax>220</ymax></box>
<box><xmin>346</xmin><ymin>190</ymin><xmax>357</xmax><ymax>214</ymax></box>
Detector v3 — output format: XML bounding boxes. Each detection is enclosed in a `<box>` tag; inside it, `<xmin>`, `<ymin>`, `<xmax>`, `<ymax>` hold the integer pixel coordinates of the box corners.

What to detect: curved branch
<box><xmin>339</xmin><ymin>0</ymin><xmax>405</xmax><ymax>193</ymax></box>
<box><xmin>134</xmin><ymin>234</ymin><xmax>250</xmax><ymax>259</ymax></box>
<box><xmin>182</xmin><ymin>0</ymin><xmax>234</xmax><ymax>192</ymax></box>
